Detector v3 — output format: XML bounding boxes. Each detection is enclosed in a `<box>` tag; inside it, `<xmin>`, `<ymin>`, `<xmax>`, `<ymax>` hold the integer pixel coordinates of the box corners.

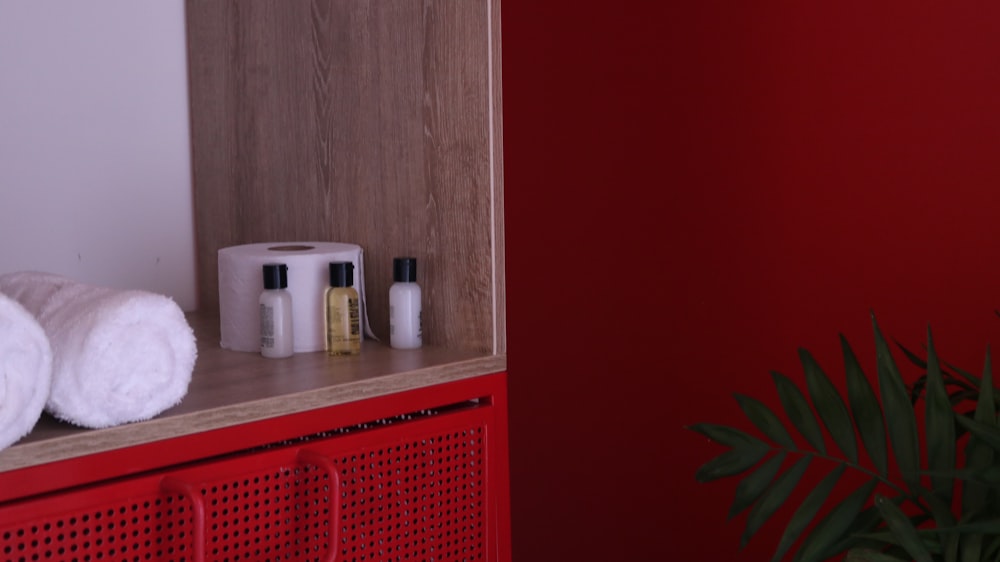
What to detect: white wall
<box><xmin>0</xmin><ymin>1</ymin><xmax>197</xmax><ymax>310</ymax></box>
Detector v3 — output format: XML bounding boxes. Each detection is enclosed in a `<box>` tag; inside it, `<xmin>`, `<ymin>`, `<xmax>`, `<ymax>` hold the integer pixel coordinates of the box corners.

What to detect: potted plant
<box><xmin>689</xmin><ymin>313</ymin><xmax>1000</xmax><ymax>562</ymax></box>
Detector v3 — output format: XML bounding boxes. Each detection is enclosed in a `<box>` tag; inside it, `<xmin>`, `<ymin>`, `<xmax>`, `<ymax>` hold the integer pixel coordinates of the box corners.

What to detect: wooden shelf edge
<box><xmin>0</xmin><ymin>353</ymin><xmax>506</xmax><ymax>473</ymax></box>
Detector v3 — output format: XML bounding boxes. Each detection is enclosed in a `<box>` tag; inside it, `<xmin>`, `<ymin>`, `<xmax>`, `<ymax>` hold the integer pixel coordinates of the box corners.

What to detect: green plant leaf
<box><xmin>984</xmin><ymin>538</ymin><xmax>1000</xmax><ymax>562</ymax></box>
<box><xmin>771</xmin><ymin>371</ymin><xmax>826</xmax><ymax>455</ymax></box>
<box><xmin>852</xmin><ymin>530</ymin><xmax>941</xmax><ymax>556</ymax></box>
<box><xmin>945</xmin><ymin>360</ymin><xmax>983</xmax><ymax>389</ymax></box>
<box><xmin>942</xmin><ymin>372</ymin><xmax>979</xmax><ymax>394</ymax></box>
<box><xmin>831</xmin><ymin>503</ymin><xmax>900</xmax><ymax>555</ymax></box>
<box><xmin>945</xmin><ymin>465</ymin><xmax>1000</xmax><ymax>487</ymax></box>
<box><xmin>688</xmin><ymin>423</ymin><xmax>768</xmax><ymax>449</ymax></box>
<box><xmin>735</xmin><ymin>394</ymin><xmax>797</xmax><ymax>449</ymax></box>
<box><xmin>982</xmin><ymin>534</ymin><xmax>1000</xmax><ymax>562</ymax></box>
<box><xmin>771</xmin><ymin>463</ymin><xmax>846</xmax><ymax>562</ymax></box>
<box><xmin>951</xmin><ymin>389</ymin><xmax>982</xmax><ymax>406</ymax></box>
<box><xmin>932</xmin><ymin>518</ymin><xmax>1000</xmax><ymax>535</ymax></box>
<box><xmin>874</xmin><ymin>494</ymin><xmax>934</xmax><ymax>562</ymax></box>
<box><xmin>954</xmin><ymin>497</ymin><xmax>1000</xmax><ymax>562</ymax></box>
<box><xmin>822</xmin><ymin>502</ymin><xmax>899</xmax><ymax>558</ymax></box>
<box><xmin>872</xmin><ymin>314</ymin><xmax>921</xmax><ymax>491</ymax></box>
<box><xmin>842</xmin><ymin>334</ymin><xmax>889</xmax><ymax>476</ymax></box>
<box><xmin>963</xmin><ymin>348</ymin><xmax>995</xmax><ymax>523</ymax></box>
<box><xmin>793</xmin><ymin>478</ymin><xmax>879</xmax><ymax>562</ymax></box>
<box><xmin>688</xmin><ymin>423</ymin><xmax>771</xmax><ymax>482</ymax></box>
<box><xmin>916</xmin><ymin>486</ymin><xmax>959</xmax><ymax>562</ymax></box>
<box><xmin>695</xmin><ymin>446</ymin><xmax>771</xmax><ymax>482</ymax></box>
<box><xmin>894</xmin><ymin>340</ymin><xmax>929</xmax><ymax>370</ymax></box>
<box><xmin>961</xmin><ymin>534</ymin><xmax>982</xmax><ymax>562</ymax></box>
<box><xmin>924</xmin><ymin>327</ymin><xmax>956</xmax><ymax>504</ymax></box>
<box><xmin>955</xmin><ymin>416</ymin><xmax>1000</xmax><ymax>453</ymax></box>
<box><xmin>799</xmin><ymin>348</ymin><xmax>858</xmax><ymax>463</ymax></box>
<box><xmin>742</xmin><ymin>455</ymin><xmax>811</xmax><ymax>549</ymax></box>
<box><xmin>844</xmin><ymin>548</ymin><xmax>911</xmax><ymax>562</ymax></box>
<box><xmin>729</xmin><ymin>453</ymin><xmax>786</xmax><ymax>519</ymax></box>
<box><xmin>973</xmin><ymin>347</ymin><xmax>996</xmax><ymax>425</ymax></box>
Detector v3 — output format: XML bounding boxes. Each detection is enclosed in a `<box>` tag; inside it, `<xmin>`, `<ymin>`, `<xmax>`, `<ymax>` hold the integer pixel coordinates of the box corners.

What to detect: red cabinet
<box><xmin>0</xmin><ymin>2</ymin><xmax>508</xmax><ymax>558</ymax></box>
<box><xmin>0</xmin><ymin>373</ymin><xmax>510</xmax><ymax>562</ymax></box>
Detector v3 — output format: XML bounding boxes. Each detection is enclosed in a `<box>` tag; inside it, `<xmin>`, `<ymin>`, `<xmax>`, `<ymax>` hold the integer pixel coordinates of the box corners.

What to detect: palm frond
<box><xmin>688</xmin><ymin>314</ymin><xmax>1000</xmax><ymax>561</ymax></box>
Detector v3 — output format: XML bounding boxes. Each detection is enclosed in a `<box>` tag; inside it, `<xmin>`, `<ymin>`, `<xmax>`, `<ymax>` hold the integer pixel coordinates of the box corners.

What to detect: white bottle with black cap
<box><xmin>389</xmin><ymin>257</ymin><xmax>422</xmax><ymax>349</ymax></box>
<box><xmin>260</xmin><ymin>263</ymin><xmax>294</xmax><ymax>358</ymax></box>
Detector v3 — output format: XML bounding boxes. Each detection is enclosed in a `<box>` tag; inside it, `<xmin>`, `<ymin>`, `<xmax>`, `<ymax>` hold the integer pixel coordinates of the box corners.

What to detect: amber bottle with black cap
<box><xmin>324</xmin><ymin>261</ymin><xmax>361</xmax><ymax>356</ymax></box>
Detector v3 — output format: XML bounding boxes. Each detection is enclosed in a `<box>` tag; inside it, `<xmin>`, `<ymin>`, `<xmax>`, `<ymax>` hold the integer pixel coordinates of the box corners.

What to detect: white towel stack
<box><xmin>0</xmin><ymin>292</ymin><xmax>53</xmax><ymax>449</ymax></box>
<box><xmin>0</xmin><ymin>271</ymin><xmax>197</xmax><ymax>429</ymax></box>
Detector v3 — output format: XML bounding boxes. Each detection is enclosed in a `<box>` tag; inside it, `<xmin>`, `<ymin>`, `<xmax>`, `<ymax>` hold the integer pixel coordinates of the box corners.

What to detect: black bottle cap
<box><xmin>393</xmin><ymin>257</ymin><xmax>417</xmax><ymax>283</ymax></box>
<box><xmin>329</xmin><ymin>262</ymin><xmax>354</xmax><ymax>287</ymax></box>
<box><xmin>262</xmin><ymin>263</ymin><xmax>288</xmax><ymax>290</ymax></box>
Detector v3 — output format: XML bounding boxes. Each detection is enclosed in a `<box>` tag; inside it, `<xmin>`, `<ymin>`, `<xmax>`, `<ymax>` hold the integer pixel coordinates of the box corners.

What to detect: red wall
<box><xmin>502</xmin><ymin>3</ymin><xmax>1000</xmax><ymax>560</ymax></box>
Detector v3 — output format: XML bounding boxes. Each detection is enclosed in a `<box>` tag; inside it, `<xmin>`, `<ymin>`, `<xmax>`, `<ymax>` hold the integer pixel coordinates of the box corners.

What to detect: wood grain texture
<box><xmin>491</xmin><ymin>0</ymin><xmax>505</xmax><ymax>354</ymax></box>
<box><xmin>185</xmin><ymin>1</ymin><xmax>503</xmax><ymax>353</ymax></box>
<box><xmin>0</xmin><ymin>311</ymin><xmax>506</xmax><ymax>472</ymax></box>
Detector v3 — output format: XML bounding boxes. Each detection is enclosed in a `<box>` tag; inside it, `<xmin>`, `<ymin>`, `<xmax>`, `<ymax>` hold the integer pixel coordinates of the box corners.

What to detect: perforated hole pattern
<box><xmin>1</xmin><ymin>424</ymin><xmax>486</xmax><ymax>562</ymax></box>
<box><xmin>335</xmin><ymin>428</ymin><xmax>486</xmax><ymax>561</ymax></box>
<box><xmin>1</xmin><ymin>495</ymin><xmax>195</xmax><ymax>562</ymax></box>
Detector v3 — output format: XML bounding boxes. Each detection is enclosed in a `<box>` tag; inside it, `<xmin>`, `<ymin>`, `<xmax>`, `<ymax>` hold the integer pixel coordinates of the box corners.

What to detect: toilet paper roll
<box><xmin>218</xmin><ymin>242</ymin><xmax>375</xmax><ymax>353</ymax></box>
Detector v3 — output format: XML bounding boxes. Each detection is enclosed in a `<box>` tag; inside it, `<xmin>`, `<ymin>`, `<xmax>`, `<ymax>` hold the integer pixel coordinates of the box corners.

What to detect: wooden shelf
<box><xmin>0</xmin><ymin>310</ymin><xmax>506</xmax><ymax>473</ymax></box>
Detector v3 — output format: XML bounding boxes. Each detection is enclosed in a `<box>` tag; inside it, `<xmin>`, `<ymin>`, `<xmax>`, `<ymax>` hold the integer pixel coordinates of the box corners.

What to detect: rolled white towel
<box><xmin>0</xmin><ymin>271</ymin><xmax>197</xmax><ymax>429</ymax></box>
<box><xmin>0</xmin><ymin>292</ymin><xmax>53</xmax><ymax>449</ymax></box>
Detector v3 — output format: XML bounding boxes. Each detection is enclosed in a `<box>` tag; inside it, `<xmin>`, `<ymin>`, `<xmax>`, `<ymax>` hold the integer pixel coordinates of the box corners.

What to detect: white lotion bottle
<box><xmin>389</xmin><ymin>257</ymin><xmax>422</xmax><ymax>349</ymax></box>
<box><xmin>260</xmin><ymin>263</ymin><xmax>294</xmax><ymax>358</ymax></box>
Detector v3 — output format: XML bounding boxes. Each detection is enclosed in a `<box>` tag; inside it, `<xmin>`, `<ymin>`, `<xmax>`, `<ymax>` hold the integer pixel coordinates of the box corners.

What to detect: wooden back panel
<box><xmin>185</xmin><ymin>1</ymin><xmax>503</xmax><ymax>352</ymax></box>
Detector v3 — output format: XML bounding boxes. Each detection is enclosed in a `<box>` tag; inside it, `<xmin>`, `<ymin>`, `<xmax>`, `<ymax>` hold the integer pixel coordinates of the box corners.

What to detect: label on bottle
<box><xmin>326</xmin><ymin>291</ymin><xmax>361</xmax><ymax>355</ymax></box>
<box><xmin>349</xmin><ymin>298</ymin><xmax>360</xmax><ymax>336</ymax></box>
<box><xmin>389</xmin><ymin>284</ymin><xmax>422</xmax><ymax>349</ymax></box>
<box><xmin>260</xmin><ymin>303</ymin><xmax>274</xmax><ymax>349</ymax></box>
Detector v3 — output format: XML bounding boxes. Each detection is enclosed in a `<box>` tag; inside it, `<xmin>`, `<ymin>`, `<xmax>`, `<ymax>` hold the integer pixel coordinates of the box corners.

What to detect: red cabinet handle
<box><xmin>159</xmin><ymin>450</ymin><xmax>337</xmax><ymax>562</ymax></box>
<box><xmin>160</xmin><ymin>475</ymin><xmax>206</xmax><ymax>562</ymax></box>
<box><xmin>297</xmin><ymin>448</ymin><xmax>341</xmax><ymax>562</ymax></box>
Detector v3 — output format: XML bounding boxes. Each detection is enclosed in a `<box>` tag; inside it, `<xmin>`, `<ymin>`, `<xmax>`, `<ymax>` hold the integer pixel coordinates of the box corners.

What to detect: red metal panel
<box><xmin>0</xmin><ymin>373</ymin><xmax>511</xmax><ymax>561</ymax></box>
<box><xmin>0</xmin><ymin>373</ymin><xmax>507</xmax><ymax>504</ymax></box>
<box><xmin>161</xmin><ymin>406</ymin><xmax>492</xmax><ymax>561</ymax></box>
<box><xmin>0</xmin><ymin>475</ymin><xmax>197</xmax><ymax>561</ymax></box>
<box><xmin>485</xmin><ymin>374</ymin><xmax>512</xmax><ymax>562</ymax></box>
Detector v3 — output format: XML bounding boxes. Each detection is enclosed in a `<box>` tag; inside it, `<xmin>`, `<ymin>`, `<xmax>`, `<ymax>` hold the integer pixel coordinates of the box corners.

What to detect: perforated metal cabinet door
<box><xmin>0</xmin><ymin>471</ymin><xmax>199</xmax><ymax>561</ymax></box>
<box><xmin>0</xmin><ymin>403</ymin><xmax>495</xmax><ymax>562</ymax></box>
